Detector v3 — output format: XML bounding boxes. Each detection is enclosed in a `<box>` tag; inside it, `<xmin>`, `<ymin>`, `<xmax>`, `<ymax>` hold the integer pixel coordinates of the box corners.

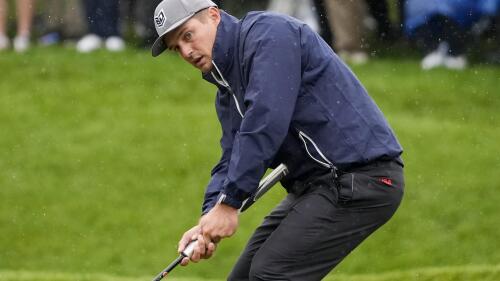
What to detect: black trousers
<box><xmin>228</xmin><ymin>158</ymin><xmax>404</xmax><ymax>281</ymax></box>
<box><xmin>413</xmin><ymin>15</ymin><xmax>468</xmax><ymax>56</ymax></box>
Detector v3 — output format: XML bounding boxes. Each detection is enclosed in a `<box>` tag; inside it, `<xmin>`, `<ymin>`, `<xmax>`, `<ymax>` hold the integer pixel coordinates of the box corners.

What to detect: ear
<box><xmin>207</xmin><ymin>7</ymin><xmax>221</xmax><ymax>25</ymax></box>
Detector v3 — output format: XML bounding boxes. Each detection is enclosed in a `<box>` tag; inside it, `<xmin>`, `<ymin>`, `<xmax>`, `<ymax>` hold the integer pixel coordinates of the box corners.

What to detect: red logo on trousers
<box><xmin>380</xmin><ymin>178</ymin><xmax>392</xmax><ymax>186</ymax></box>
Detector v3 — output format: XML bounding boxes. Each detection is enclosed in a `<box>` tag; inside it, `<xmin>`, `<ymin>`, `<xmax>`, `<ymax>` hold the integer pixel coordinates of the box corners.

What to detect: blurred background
<box><xmin>1</xmin><ymin>0</ymin><xmax>499</xmax><ymax>67</ymax></box>
<box><xmin>1</xmin><ymin>0</ymin><xmax>499</xmax><ymax>281</ymax></box>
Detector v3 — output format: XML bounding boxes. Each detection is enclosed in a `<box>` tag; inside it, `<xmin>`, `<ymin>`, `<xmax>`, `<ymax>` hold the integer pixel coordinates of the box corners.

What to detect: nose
<box><xmin>178</xmin><ymin>43</ymin><xmax>192</xmax><ymax>61</ymax></box>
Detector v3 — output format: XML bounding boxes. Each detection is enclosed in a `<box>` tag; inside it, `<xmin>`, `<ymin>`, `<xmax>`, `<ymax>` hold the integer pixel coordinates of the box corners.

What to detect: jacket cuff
<box><xmin>216</xmin><ymin>192</ymin><xmax>243</xmax><ymax>210</ymax></box>
<box><xmin>201</xmin><ymin>199</ymin><xmax>217</xmax><ymax>215</ymax></box>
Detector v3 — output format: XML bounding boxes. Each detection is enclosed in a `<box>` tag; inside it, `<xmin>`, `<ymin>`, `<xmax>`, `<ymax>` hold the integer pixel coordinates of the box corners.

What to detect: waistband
<box><xmin>287</xmin><ymin>156</ymin><xmax>404</xmax><ymax>196</ymax></box>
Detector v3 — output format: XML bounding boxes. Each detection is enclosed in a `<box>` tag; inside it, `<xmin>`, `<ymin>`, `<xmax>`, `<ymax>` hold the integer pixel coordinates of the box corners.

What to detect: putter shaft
<box><xmin>152</xmin><ymin>255</ymin><xmax>184</xmax><ymax>281</ymax></box>
<box><xmin>152</xmin><ymin>240</ymin><xmax>198</xmax><ymax>281</ymax></box>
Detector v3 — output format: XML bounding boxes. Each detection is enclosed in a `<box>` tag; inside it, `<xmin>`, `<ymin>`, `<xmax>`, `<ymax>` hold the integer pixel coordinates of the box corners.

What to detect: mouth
<box><xmin>193</xmin><ymin>56</ymin><xmax>204</xmax><ymax>67</ymax></box>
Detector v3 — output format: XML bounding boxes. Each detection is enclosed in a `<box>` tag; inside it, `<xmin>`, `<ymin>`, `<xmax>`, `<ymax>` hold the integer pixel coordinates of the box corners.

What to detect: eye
<box><xmin>184</xmin><ymin>31</ymin><xmax>193</xmax><ymax>41</ymax></box>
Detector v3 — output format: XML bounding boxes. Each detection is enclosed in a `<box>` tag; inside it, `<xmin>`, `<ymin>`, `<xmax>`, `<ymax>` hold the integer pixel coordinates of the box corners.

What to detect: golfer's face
<box><xmin>165</xmin><ymin>10</ymin><xmax>219</xmax><ymax>73</ymax></box>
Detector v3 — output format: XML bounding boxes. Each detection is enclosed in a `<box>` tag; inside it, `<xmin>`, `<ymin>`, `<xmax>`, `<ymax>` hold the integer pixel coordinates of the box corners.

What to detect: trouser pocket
<box><xmin>335</xmin><ymin>163</ymin><xmax>404</xmax><ymax>207</ymax></box>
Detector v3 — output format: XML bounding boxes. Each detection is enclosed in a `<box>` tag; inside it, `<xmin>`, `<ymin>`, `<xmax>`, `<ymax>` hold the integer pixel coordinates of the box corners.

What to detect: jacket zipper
<box><xmin>211</xmin><ymin>61</ymin><xmax>244</xmax><ymax>118</ymax></box>
<box><xmin>298</xmin><ymin>130</ymin><xmax>336</xmax><ymax>170</ymax></box>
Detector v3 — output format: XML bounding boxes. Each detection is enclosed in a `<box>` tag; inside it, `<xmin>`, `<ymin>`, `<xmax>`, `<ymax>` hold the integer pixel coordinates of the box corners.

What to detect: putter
<box><xmin>152</xmin><ymin>164</ymin><xmax>289</xmax><ymax>281</ymax></box>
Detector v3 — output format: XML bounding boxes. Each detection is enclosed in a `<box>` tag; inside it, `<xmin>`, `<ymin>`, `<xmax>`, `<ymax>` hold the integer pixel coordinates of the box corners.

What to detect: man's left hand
<box><xmin>198</xmin><ymin>203</ymin><xmax>239</xmax><ymax>247</ymax></box>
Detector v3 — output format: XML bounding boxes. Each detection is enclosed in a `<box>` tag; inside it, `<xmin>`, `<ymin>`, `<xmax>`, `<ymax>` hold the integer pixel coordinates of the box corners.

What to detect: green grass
<box><xmin>1</xmin><ymin>47</ymin><xmax>499</xmax><ymax>280</ymax></box>
<box><xmin>1</xmin><ymin>264</ymin><xmax>500</xmax><ymax>281</ymax></box>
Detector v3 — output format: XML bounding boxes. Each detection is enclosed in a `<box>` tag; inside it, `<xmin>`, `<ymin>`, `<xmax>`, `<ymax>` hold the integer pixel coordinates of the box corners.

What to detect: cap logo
<box><xmin>155</xmin><ymin>9</ymin><xmax>166</xmax><ymax>28</ymax></box>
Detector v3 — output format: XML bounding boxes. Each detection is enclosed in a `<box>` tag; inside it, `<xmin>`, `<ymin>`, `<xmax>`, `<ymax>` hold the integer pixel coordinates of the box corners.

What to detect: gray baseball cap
<box><xmin>151</xmin><ymin>0</ymin><xmax>217</xmax><ymax>57</ymax></box>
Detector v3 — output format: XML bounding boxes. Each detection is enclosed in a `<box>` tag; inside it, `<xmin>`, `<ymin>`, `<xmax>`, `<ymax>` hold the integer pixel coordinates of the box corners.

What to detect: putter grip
<box><xmin>182</xmin><ymin>240</ymin><xmax>197</xmax><ymax>257</ymax></box>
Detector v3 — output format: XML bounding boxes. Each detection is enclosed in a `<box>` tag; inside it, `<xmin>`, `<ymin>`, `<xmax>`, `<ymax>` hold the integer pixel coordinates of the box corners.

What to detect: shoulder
<box><xmin>240</xmin><ymin>11</ymin><xmax>303</xmax><ymax>37</ymax></box>
<box><xmin>237</xmin><ymin>11</ymin><xmax>304</xmax><ymax>51</ymax></box>
<box><xmin>242</xmin><ymin>11</ymin><xmax>299</xmax><ymax>25</ymax></box>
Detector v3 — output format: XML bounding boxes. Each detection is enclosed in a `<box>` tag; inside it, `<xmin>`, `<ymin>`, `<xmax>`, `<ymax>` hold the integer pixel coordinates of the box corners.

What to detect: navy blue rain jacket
<box><xmin>201</xmin><ymin>11</ymin><xmax>402</xmax><ymax>214</ymax></box>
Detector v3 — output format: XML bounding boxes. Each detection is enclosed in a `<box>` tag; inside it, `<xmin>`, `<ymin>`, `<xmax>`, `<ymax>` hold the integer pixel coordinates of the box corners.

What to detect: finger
<box><xmin>191</xmin><ymin>251</ymin><xmax>200</xmax><ymax>263</ymax></box>
<box><xmin>204</xmin><ymin>242</ymin><xmax>216</xmax><ymax>259</ymax></box>
<box><xmin>189</xmin><ymin>235</ymin><xmax>206</xmax><ymax>263</ymax></box>
<box><xmin>178</xmin><ymin>234</ymin><xmax>194</xmax><ymax>253</ymax></box>
<box><xmin>180</xmin><ymin>257</ymin><xmax>190</xmax><ymax>266</ymax></box>
<box><xmin>191</xmin><ymin>233</ymin><xmax>198</xmax><ymax>241</ymax></box>
<box><xmin>179</xmin><ymin>231</ymin><xmax>199</xmax><ymax>254</ymax></box>
<box><xmin>178</xmin><ymin>237</ymin><xmax>188</xmax><ymax>253</ymax></box>
<box><xmin>196</xmin><ymin>234</ymin><xmax>207</xmax><ymax>256</ymax></box>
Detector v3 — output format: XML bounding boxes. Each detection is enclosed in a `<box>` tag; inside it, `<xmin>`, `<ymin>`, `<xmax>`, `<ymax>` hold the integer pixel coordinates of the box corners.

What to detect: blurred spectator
<box><xmin>0</xmin><ymin>0</ymin><xmax>35</xmax><ymax>52</ymax></box>
<box><xmin>268</xmin><ymin>0</ymin><xmax>319</xmax><ymax>33</ymax></box>
<box><xmin>397</xmin><ymin>0</ymin><xmax>405</xmax><ymax>33</ymax></box>
<box><xmin>404</xmin><ymin>0</ymin><xmax>500</xmax><ymax>70</ymax></box>
<box><xmin>38</xmin><ymin>0</ymin><xmax>86</xmax><ymax>45</ymax></box>
<box><xmin>311</xmin><ymin>0</ymin><xmax>333</xmax><ymax>45</ymax></box>
<box><xmin>119</xmin><ymin>0</ymin><xmax>161</xmax><ymax>48</ymax></box>
<box><xmin>76</xmin><ymin>0</ymin><xmax>125</xmax><ymax>53</ymax></box>
<box><xmin>214</xmin><ymin>0</ymin><xmax>269</xmax><ymax>18</ymax></box>
<box><xmin>365</xmin><ymin>0</ymin><xmax>396</xmax><ymax>41</ymax></box>
<box><xmin>215</xmin><ymin>0</ymin><xmax>333</xmax><ymax>50</ymax></box>
<box><xmin>324</xmin><ymin>0</ymin><xmax>369</xmax><ymax>64</ymax></box>
<box><xmin>483</xmin><ymin>11</ymin><xmax>500</xmax><ymax>63</ymax></box>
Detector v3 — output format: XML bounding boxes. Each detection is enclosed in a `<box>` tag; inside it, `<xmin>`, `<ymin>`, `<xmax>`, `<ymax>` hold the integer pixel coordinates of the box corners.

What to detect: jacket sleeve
<box><xmin>201</xmin><ymin>90</ymin><xmax>234</xmax><ymax>214</ymax></box>
<box><xmin>219</xmin><ymin>20</ymin><xmax>302</xmax><ymax>209</ymax></box>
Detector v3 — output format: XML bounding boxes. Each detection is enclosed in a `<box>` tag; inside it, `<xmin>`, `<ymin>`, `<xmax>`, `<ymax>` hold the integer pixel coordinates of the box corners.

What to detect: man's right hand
<box><xmin>177</xmin><ymin>224</ymin><xmax>217</xmax><ymax>266</ymax></box>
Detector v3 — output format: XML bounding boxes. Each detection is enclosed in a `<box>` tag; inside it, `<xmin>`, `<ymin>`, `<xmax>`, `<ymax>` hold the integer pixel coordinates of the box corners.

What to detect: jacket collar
<box><xmin>202</xmin><ymin>11</ymin><xmax>240</xmax><ymax>85</ymax></box>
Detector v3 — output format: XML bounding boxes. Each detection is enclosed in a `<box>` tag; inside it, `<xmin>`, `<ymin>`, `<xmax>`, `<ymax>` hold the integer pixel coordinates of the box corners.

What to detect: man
<box><xmin>151</xmin><ymin>0</ymin><xmax>404</xmax><ymax>280</ymax></box>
